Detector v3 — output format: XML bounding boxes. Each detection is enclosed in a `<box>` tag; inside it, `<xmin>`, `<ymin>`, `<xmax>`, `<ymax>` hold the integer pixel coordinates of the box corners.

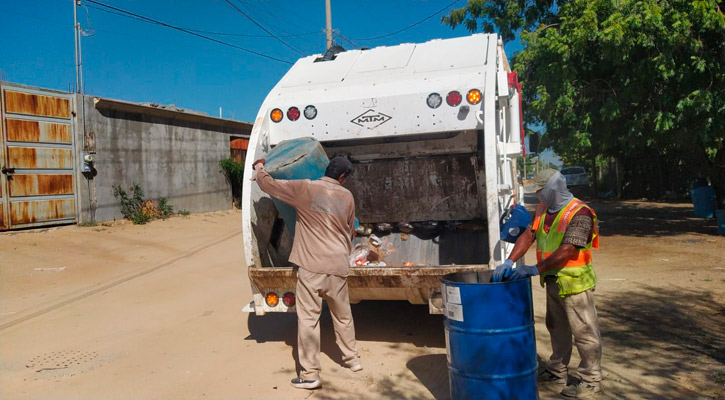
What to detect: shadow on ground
<box><xmin>247</xmin><ymin>300</ymin><xmax>446</xmax><ymax>387</ymax></box>
<box><xmin>407</xmin><ymin>354</ymin><xmax>450</xmax><ymax>399</ymax></box>
<box><xmin>523</xmin><ymin>193</ymin><xmax>718</xmax><ymax>237</ymax></box>
<box><xmin>596</xmin><ymin>285</ymin><xmax>725</xmax><ymax>399</ymax></box>
<box><xmin>246</xmin><ymin>285</ymin><xmax>725</xmax><ymax>399</ymax></box>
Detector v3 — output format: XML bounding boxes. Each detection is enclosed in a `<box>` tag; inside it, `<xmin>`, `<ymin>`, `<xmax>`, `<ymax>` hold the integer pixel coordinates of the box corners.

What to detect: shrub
<box><xmin>158</xmin><ymin>197</ymin><xmax>173</xmax><ymax>218</ymax></box>
<box><xmin>113</xmin><ymin>183</ymin><xmax>144</xmax><ymax>221</ymax></box>
<box><xmin>220</xmin><ymin>158</ymin><xmax>245</xmax><ymax>207</ymax></box>
<box><xmin>112</xmin><ymin>184</ymin><xmax>176</xmax><ymax>224</ymax></box>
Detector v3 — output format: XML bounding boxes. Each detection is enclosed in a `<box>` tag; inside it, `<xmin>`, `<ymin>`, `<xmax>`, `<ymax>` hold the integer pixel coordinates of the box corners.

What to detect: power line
<box><xmin>85</xmin><ymin>3</ymin><xmax>317</xmax><ymax>38</ymax></box>
<box><xmin>223</xmin><ymin>0</ymin><xmax>304</xmax><ymax>55</ymax></box>
<box><xmin>351</xmin><ymin>0</ymin><xmax>461</xmax><ymax>41</ymax></box>
<box><xmin>0</xmin><ymin>8</ymin><xmax>264</xmax><ymax>58</ymax></box>
<box><xmin>333</xmin><ymin>30</ymin><xmax>359</xmax><ymax>49</ymax></box>
<box><xmin>242</xmin><ymin>0</ymin><xmax>324</xmax><ymax>51</ymax></box>
<box><xmin>83</xmin><ymin>0</ymin><xmax>293</xmax><ymax>64</ymax></box>
<box><xmin>3</xmin><ymin>4</ymin><xmax>297</xmax><ymax>64</ymax></box>
<box><xmin>190</xmin><ymin>28</ymin><xmax>318</xmax><ymax>38</ymax></box>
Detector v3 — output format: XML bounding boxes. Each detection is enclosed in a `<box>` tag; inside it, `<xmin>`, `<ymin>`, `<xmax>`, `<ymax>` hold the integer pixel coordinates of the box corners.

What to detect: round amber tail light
<box><xmin>270</xmin><ymin>108</ymin><xmax>283</xmax><ymax>123</ymax></box>
<box><xmin>467</xmin><ymin>89</ymin><xmax>482</xmax><ymax>105</ymax></box>
<box><xmin>265</xmin><ymin>292</ymin><xmax>279</xmax><ymax>307</ymax></box>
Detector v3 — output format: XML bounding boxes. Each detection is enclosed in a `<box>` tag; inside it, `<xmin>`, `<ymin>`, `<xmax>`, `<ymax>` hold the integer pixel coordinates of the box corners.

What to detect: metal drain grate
<box><xmin>26</xmin><ymin>350</ymin><xmax>101</xmax><ymax>379</ymax></box>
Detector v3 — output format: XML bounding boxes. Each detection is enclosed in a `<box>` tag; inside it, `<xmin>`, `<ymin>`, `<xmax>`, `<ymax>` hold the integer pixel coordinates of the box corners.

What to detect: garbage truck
<box><xmin>242</xmin><ymin>34</ymin><xmax>526</xmax><ymax>315</ymax></box>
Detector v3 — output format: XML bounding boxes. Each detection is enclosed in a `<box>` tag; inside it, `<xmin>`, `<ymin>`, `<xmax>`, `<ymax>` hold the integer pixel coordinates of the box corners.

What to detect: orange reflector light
<box><xmin>270</xmin><ymin>108</ymin><xmax>283</xmax><ymax>123</ymax></box>
<box><xmin>283</xmin><ymin>292</ymin><xmax>296</xmax><ymax>307</ymax></box>
<box><xmin>467</xmin><ymin>89</ymin><xmax>482</xmax><ymax>105</ymax></box>
<box><xmin>265</xmin><ymin>292</ymin><xmax>279</xmax><ymax>307</ymax></box>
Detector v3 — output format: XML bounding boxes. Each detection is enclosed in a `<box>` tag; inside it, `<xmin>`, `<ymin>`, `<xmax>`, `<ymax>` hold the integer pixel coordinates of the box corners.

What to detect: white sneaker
<box><xmin>290</xmin><ymin>377</ymin><xmax>321</xmax><ymax>389</ymax></box>
<box><xmin>561</xmin><ymin>380</ymin><xmax>602</xmax><ymax>398</ymax></box>
<box><xmin>348</xmin><ymin>362</ymin><xmax>363</xmax><ymax>372</ymax></box>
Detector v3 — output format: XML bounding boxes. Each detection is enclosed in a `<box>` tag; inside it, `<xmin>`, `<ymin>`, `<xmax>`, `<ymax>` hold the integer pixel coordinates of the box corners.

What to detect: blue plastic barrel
<box><xmin>717</xmin><ymin>210</ymin><xmax>725</xmax><ymax>236</ymax></box>
<box><xmin>264</xmin><ymin>137</ymin><xmax>329</xmax><ymax>236</ymax></box>
<box><xmin>691</xmin><ymin>185</ymin><xmax>716</xmax><ymax>218</ymax></box>
<box><xmin>441</xmin><ymin>270</ymin><xmax>538</xmax><ymax>400</ymax></box>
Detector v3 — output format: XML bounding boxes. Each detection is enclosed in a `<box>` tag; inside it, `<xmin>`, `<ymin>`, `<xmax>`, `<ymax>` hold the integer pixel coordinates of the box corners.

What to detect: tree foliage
<box><xmin>444</xmin><ymin>0</ymin><xmax>725</xmax><ymax>199</ymax></box>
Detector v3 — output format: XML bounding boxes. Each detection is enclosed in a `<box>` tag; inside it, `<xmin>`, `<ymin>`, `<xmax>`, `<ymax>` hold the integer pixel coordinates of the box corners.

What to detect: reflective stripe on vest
<box><xmin>536</xmin><ymin>249</ymin><xmax>592</xmax><ymax>267</ymax></box>
<box><xmin>533</xmin><ymin>198</ymin><xmax>599</xmax><ymax>296</ymax></box>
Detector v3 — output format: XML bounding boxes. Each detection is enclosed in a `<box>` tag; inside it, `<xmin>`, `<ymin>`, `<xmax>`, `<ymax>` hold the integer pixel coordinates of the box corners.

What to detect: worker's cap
<box><xmin>324</xmin><ymin>156</ymin><xmax>352</xmax><ymax>180</ymax></box>
<box><xmin>532</xmin><ymin>169</ymin><xmax>559</xmax><ymax>192</ymax></box>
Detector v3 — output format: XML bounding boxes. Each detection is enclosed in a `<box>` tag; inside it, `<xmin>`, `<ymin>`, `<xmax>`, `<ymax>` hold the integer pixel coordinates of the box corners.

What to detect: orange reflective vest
<box><xmin>532</xmin><ymin>198</ymin><xmax>599</xmax><ymax>296</ymax></box>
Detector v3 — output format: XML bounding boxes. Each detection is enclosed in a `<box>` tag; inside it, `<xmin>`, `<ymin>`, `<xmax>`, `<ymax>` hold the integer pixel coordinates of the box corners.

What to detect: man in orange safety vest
<box><xmin>493</xmin><ymin>169</ymin><xmax>603</xmax><ymax>398</ymax></box>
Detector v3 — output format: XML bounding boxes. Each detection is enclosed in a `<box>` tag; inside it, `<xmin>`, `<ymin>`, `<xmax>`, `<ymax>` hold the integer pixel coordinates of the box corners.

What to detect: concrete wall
<box><xmin>75</xmin><ymin>95</ymin><xmax>251</xmax><ymax>223</ymax></box>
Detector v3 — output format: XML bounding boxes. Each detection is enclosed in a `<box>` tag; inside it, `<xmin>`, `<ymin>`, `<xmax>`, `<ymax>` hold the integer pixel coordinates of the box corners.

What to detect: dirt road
<box><xmin>1</xmin><ymin>201</ymin><xmax>723</xmax><ymax>399</ymax></box>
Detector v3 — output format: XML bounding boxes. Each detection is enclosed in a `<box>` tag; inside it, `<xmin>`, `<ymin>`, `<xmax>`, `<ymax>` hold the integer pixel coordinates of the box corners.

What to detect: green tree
<box><xmin>444</xmin><ymin>0</ymin><xmax>725</xmax><ymax>200</ymax></box>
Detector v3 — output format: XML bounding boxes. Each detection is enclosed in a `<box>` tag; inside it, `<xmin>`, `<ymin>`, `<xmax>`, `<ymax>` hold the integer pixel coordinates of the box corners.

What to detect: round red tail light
<box><xmin>287</xmin><ymin>107</ymin><xmax>300</xmax><ymax>121</ymax></box>
<box><xmin>283</xmin><ymin>292</ymin><xmax>296</xmax><ymax>307</ymax></box>
<box><xmin>446</xmin><ymin>91</ymin><xmax>462</xmax><ymax>106</ymax></box>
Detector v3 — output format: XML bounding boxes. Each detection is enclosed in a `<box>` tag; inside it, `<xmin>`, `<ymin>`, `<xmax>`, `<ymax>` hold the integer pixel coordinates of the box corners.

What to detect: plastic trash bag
<box><xmin>350</xmin><ymin>244</ymin><xmax>370</xmax><ymax>267</ymax></box>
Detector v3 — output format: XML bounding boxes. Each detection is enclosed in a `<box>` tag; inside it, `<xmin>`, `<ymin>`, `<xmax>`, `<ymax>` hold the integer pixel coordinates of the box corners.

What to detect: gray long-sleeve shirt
<box><xmin>255</xmin><ymin>167</ymin><xmax>355</xmax><ymax>276</ymax></box>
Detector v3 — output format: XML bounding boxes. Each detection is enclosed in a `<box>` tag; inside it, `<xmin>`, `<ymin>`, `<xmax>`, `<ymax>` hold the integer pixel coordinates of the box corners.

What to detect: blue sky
<box><xmin>1</xmin><ymin>0</ymin><xmax>527</xmax><ymax>120</ymax></box>
<box><xmin>0</xmin><ymin>0</ymin><xmax>559</xmax><ymax>163</ymax></box>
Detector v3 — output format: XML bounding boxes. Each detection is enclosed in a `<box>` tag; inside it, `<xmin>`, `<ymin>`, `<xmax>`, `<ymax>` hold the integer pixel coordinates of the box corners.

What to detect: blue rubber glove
<box><xmin>492</xmin><ymin>259</ymin><xmax>514</xmax><ymax>282</ymax></box>
<box><xmin>511</xmin><ymin>265</ymin><xmax>539</xmax><ymax>281</ymax></box>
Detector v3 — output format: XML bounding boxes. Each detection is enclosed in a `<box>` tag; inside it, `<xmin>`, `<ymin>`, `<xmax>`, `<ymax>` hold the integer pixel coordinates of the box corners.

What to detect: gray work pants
<box><xmin>296</xmin><ymin>267</ymin><xmax>359</xmax><ymax>381</ymax></box>
<box><xmin>544</xmin><ymin>276</ymin><xmax>603</xmax><ymax>384</ymax></box>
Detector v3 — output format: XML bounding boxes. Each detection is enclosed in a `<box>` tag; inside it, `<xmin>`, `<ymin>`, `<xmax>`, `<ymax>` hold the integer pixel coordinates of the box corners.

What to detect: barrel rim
<box><xmin>444</xmin><ymin>320</ymin><xmax>535</xmax><ymax>334</ymax></box>
<box><xmin>439</xmin><ymin>276</ymin><xmax>532</xmax><ymax>286</ymax></box>
<box><xmin>448</xmin><ymin>363</ymin><xmax>539</xmax><ymax>380</ymax></box>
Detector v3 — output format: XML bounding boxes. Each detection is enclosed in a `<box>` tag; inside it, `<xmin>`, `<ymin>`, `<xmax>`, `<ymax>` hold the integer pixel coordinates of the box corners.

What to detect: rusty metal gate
<box><xmin>0</xmin><ymin>84</ymin><xmax>77</xmax><ymax>230</ymax></box>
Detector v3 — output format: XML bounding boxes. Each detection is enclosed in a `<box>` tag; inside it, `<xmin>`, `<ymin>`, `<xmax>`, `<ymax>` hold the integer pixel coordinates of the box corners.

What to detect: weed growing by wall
<box><xmin>220</xmin><ymin>157</ymin><xmax>244</xmax><ymax>207</ymax></box>
<box><xmin>112</xmin><ymin>184</ymin><xmax>175</xmax><ymax>224</ymax></box>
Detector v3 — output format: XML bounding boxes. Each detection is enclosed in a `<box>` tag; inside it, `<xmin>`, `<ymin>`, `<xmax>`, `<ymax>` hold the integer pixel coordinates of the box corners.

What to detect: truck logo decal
<box><xmin>351</xmin><ymin>109</ymin><xmax>392</xmax><ymax>129</ymax></box>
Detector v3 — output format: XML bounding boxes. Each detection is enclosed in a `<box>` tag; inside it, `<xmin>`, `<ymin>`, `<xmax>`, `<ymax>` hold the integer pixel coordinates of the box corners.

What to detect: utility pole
<box><xmin>73</xmin><ymin>0</ymin><xmax>79</xmax><ymax>92</ymax></box>
<box><xmin>325</xmin><ymin>0</ymin><xmax>332</xmax><ymax>50</ymax></box>
<box><xmin>73</xmin><ymin>0</ymin><xmax>84</xmax><ymax>93</ymax></box>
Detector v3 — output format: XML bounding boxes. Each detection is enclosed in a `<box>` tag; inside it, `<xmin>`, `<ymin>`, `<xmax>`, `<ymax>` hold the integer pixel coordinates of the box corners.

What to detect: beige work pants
<box><xmin>296</xmin><ymin>267</ymin><xmax>359</xmax><ymax>381</ymax></box>
<box><xmin>544</xmin><ymin>276</ymin><xmax>602</xmax><ymax>384</ymax></box>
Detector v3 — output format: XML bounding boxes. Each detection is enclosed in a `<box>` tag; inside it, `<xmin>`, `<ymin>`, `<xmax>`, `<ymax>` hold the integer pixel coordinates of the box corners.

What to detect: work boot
<box><xmin>561</xmin><ymin>379</ymin><xmax>602</xmax><ymax>398</ymax></box>
<box><xmin>290</xmin><ymin>377</ymin><xmax>322</xmax><ymax>390</ymax></box>
<box><xmin>539</xmin><ymin>369</ymin><xmax>566</xmax><ymax>385</ymax></box>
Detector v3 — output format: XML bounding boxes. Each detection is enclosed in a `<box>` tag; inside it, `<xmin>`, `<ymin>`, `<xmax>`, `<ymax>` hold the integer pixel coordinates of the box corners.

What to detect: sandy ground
<box><xmin>0</xmin><ymin>201</ymin><xmax>723</xmax><ymax>400</ymax></box>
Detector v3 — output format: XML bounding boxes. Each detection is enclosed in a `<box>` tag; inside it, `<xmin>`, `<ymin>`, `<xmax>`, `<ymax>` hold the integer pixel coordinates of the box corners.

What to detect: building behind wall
<box><xmin>0</xmin><ymin>82</ymin><xmax>251</xmax><ymax>230</ymax></box>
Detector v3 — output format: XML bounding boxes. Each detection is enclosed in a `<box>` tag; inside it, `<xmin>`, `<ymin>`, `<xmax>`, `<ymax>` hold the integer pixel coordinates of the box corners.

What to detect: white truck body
<box><xmin>242</xmin><ymin>34</ymin><xmax>524</xmax><ymax>315</ymax></box>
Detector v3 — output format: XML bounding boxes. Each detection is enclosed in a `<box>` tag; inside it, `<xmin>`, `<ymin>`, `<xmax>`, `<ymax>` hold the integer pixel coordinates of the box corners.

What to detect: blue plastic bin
<box><xmin>691</xmin><ymin>185</ymin><xmax>716</xmax><ymax>218</ymax></box>
<box><xmin>264</xmin><ymin>137</ymin><xmax>329</xmax><ymax>236</ymax></box>
<box><xmin>441</xmin><ymin>270</ymin><xmax>538</xmax><ymax>400</ymax></box>
<box><xmin>500</xmin><ymin>204</ymin><xmax>532</xmax><ymax>243</ymax></box>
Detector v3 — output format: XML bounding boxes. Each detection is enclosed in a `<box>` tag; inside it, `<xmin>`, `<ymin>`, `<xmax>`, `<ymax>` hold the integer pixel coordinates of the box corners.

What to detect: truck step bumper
<box><xmin>248</xmin><ymin>265</ymin><xmax>489</xmax><ymax>314</ymax></box>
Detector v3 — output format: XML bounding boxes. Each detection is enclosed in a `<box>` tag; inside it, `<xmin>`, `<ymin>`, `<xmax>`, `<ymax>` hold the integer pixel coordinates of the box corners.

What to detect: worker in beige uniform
<box><xmin>252</xmin><ymin>156</ymin><xmax>362</xmax><ymax>390</ymax></box>
<box><xmin>493</xmin><ymin>169</ymin><xmax>602</xmax><ymax>398</ymax></box>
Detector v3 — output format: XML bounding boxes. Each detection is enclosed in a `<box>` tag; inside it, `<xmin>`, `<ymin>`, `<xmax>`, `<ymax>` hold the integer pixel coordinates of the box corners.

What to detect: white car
<box><xmin>561</xmin><ymin>166</ymin><xmax>591</xmax><ymax>187</ymax></box>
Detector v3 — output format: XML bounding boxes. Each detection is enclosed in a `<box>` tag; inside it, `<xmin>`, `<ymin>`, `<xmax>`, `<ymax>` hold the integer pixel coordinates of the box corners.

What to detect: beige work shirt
<box><xmin>255</xmin><ymin>167</ymin><xmax>355</xmax><ymax>276</ymax></box>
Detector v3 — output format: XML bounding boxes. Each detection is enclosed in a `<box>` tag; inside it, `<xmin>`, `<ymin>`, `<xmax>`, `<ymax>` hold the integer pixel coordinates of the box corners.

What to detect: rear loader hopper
<box><xmin>242</xmin><ymin>34</ymin><xmax>526</xmax><ymax>315</ymax></box>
